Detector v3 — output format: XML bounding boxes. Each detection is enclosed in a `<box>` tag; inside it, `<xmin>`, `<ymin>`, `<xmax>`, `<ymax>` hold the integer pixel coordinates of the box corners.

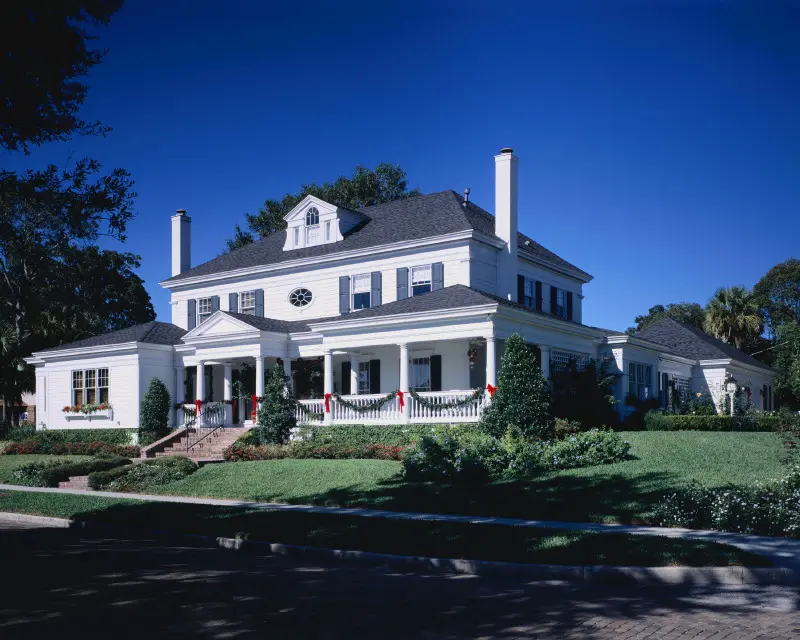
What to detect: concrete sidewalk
<box><xmin>3</xmin><ymin>482</ymin><xmax>800</xmax><ymax>572</ymax></box>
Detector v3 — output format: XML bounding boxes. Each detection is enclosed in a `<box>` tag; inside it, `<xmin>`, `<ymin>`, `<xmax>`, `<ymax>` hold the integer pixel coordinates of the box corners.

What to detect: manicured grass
<box><xmin>147</xmin><ymin>432</ymin><xmax>789</xmax><ymax>524</ymax></box>
<box><xmin>0</xmin><ymin>454</ymin><xmax>91</xmax><ymax>484</ymax></box>
<box><xmin>0</xmin><ymin>489</ymin><xmax>771</xmax><ymax>567</ymax></box>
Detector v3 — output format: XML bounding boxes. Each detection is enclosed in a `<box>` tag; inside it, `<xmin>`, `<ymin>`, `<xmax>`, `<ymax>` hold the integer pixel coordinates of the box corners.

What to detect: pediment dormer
<box><xmin>282</xmin><ymin>195</ymin><xmax>368</xmax><ymax>251</ymax></box>
<box><xmin>181</xmin><ymin>312</ymin><xmax>261</xmax><ymax>342</ymax></box>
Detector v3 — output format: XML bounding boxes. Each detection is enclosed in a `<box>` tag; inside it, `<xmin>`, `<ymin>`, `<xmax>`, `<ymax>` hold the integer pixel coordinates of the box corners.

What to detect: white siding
<box><xmin>138</xmin><ymin>347</ymin><xmax>178</xmax><ymax>427</ymax></box>
<box><xmin>516</xmin><ymin>259</ymin><xmax>585</xmax><ymax>323</ymax></box>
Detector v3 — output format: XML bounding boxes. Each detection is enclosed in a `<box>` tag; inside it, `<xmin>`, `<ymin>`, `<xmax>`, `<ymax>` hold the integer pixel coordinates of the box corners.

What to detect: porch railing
<box><xmin>295</xmin><ymin>390</ymin><xmax>486</xmax><ymax>426</ymax></box>
<box><xmin>183</xmin><ymin>402</ymin><xmax>226</xmax><ymax>453</ymax></box>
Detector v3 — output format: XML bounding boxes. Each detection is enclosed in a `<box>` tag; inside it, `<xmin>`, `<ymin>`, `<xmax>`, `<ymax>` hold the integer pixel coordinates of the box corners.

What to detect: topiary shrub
<box><xmin>251</xmin><ymin>365</ymin><xmax>296</xmax><ymax>445</ymax></box>
<box><xmin>139</xmin><ymin>377</ymin><xmax>172</xmax><ymax>443</ymax></box>
<box><xmin>480</xmin><ymin>333</ymin><xmax>553</xmax><ymax>440</ymax></box>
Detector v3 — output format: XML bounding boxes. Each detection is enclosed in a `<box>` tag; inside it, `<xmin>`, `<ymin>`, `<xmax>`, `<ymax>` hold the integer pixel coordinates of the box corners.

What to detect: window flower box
<box><xmin>62</xmin><ymin>404</ymin><xmax>114</xmax><ymax>421</ymax></box>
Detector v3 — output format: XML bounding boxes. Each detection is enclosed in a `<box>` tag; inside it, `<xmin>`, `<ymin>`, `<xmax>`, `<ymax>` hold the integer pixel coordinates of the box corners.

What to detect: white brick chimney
<box><xmin>494</xmin><ymin>148</ymin><xmax>519</xmax><ymax>301</ymax></box>
<box><xmin>171</xmin><ymin>209</ymin><xmax>191</xmax><ymax>277</ymax></box>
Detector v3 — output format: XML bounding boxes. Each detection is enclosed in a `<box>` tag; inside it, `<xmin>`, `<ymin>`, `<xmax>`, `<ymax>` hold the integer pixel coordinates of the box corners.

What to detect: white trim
<box><xmin>518</xmin><ymin>246</ymin><xmax>593</xmax><ymax>283</ymax></box>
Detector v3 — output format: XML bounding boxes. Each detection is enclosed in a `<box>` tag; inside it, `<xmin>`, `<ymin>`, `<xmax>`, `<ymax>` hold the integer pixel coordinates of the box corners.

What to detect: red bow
<box><xmin>486</xmin><ymin>384</ymin><xmax>497</xmax><ymax>397</ymax></box>
<box><xmin>324</xmin><ymin>393</ymin><xmax>332</xmax><ymax>413</ymax></box>
<box><xmin>195</xmin><ymin>399</ymin><xmax>202</xmax><ymax>415</ymax></box>
<box><xmin>232</xmin><ymin>399</ymin><xmax>237</xmax><ymax>415</ymax></box>
<box><xmin>397</xmin><ymin>390</ymin><xmax>405</xmax><ymax>408</ymax></box>
<box><xmin>251</xmin><ymin>395</ymin><xmax>258</xmax><ymax>410</ymax></box>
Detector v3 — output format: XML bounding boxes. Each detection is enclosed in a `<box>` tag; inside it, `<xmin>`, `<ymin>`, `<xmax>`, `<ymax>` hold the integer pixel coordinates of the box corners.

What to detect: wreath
<box><xmin>408</xmin><ymin>388</ymin><xmax>484</xmax><ymax>410</ymax></box>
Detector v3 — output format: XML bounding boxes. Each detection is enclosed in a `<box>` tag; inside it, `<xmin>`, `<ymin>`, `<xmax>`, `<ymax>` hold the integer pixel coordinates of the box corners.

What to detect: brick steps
<box><xmin>58</xmin><ymin>475</ymin><xmax>89</xmax><ymax>490</ymax></box>
<box><xmin>149</xmin><ymin>427</ymin><xmax>248</xmax><ymax>460</ymax></box>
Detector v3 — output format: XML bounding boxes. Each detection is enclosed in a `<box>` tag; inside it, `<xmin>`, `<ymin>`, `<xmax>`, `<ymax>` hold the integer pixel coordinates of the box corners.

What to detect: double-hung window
<box><xmin>72</xmin><ymin>368</ymin><xmax>109</xmax><ymax>406</ymax></box>
<box><xmin>197</xmin><ymin>297</ymin><xmax>213</xmax><ymax>324</ymax></box>
<box><xmin>554</xmin><ymin>289</ymin><xmax>566</xmax><ymax>318</ymax></box>
<box><xmin>305</xmin><ymin>207</ymin><xmax>320</xmax><ymax>244</ymax></box>
<box><xmin>352</xmin><ymin>274</ymin><xmax>371</xmax><ymax>310</ymax></box>
<box><xmin>411</xmin><ymin>265</ymin><xmax>432</xmax><ymax>296</ymax></box>
<box><xmin>628</xmin><ymin>362</ymin><xmax>653</xmax><ymax>401</ymax></box>
<box><xmin>239</xmin><ymin>290</ymin><xmax>256</xmax><ymax>315</ymax></box>
<box><xmin>358</xmin><ymin>362</ymin><xmax>371</xmax><ymax>394</ymax></box>
<box><xmin>523</xmin><ymin>278</ymin><xmax>535</xmax><ymax>308</ymax></box>
<box><xmin>411</xmin><ymin>357</ymin><xmax>431</xmax><ymax>391</ymax></box>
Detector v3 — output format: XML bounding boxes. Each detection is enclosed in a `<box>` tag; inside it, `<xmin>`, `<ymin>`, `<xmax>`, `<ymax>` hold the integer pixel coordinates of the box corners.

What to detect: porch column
<box><xmin>540</xmin><ymin>345</ymin><xmax>551</xmax><ymax>381</ymax></box>
<box><xmin>196</xmin><ymin>361</ymin><xmax>205</xmax><ymax>426</ymax></box>
<box><xmin>255</xmin><ymin>355</ymin><xmax>264</xmax><ymax>419</ymax></box>
<box><xmin>174</xmin><ymin>367</ymin><xmax>185</xmax><ymax>427</ymax></box>
<box><xmin>323</xmin><ymin>350</ymin><xmax>333</xmax><ymax>424</ymax></box>
<box><xmin>399</xmin><ymin>343</ymin><xmax>410</xmax><ymax>423</ymax></box>
<box><xmin>349</xmin><ymin>353</ymin><xmax>359</xmax><ymax>395</ymax></box>
<box><xmin>283</xmin><ymin>358</ymin><xmax>293</xmax><ymax>397</ymax></box>
<box><xmin>486</xmin><ymin>337</ymin><xmax>497</xmax><ymax>389</ymax></box>
<box><xmin>223</xmin><ymin>364</ymin><xmax>233</xmax><ymax>425</ymax></box>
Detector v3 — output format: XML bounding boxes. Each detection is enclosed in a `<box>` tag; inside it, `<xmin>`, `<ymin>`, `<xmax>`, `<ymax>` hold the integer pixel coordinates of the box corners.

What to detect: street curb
<box><xmin>2</xmin><ymin>511</ymin><xmax>795</xmax><ymax>586</ymax></box>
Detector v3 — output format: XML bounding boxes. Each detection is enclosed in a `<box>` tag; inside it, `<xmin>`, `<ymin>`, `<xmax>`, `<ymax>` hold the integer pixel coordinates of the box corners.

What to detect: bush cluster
<box><xmin>295</xmin><ymin>424</ymin><xmax>436</xmax><ymax>447</ymax></box>
<box><xmin>657</xmin><ymin>466</ymin><xmax>800</xmax><ymax>537</ymax></box>
<box><xmin>88</xmin><ymin>456</ymin><xmax>197</xmax><ymax>492</ymax></box>
<box><xmin>223</xmin><ymin>441</ymin><xmax>404</xmax><ymax>462</ymax></box>
<box><xmin>2</xmin><ymin>440</ymin><xmax>139</xmax><ymax>457</ymax></box>
<box><xmin>139</xmin><ymin>377</ymin><xmax>172</xmax><ymax>443</ymax></box>
<box><xmin>11</xmin><ymin>455</ymin><xmax>131</xmax><ymax>487</ymax></box>
<box><xmin>644</xmin><ymin>413</ymin><xmax>800</xmax><ymax>432</ymax></box>
<box><xmin>0</xmin><ymin>422</ymin><xmax>36</xmax><ymax>440</ymax></box>
<box><xmin>3</xmin><ymin>428</ymin><xmax>136</xmax><ymax>444</ymax></box>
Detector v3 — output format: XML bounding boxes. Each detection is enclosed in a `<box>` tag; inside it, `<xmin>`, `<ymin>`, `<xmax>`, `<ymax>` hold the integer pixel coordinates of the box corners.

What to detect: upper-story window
<box><xmin>555</xmin><ymin>289</ymin><xmax>566</xmax><ymax>318</ymax></box>
<box><xmin>628</xmin><ymin>362</ymin><xmax>653</xmax><ymax>401</ymax></box>
<box><xmin>411</xmin><ymin>265</ymin><xmax>432</xmax><ymax>296</ymax></box>
<box><xmin>197</xmin><ymin>297</ymin><xmax>213</xmax><ymax>324</ymax></box>
<box><xmin>305</xmin><ymin>207</ymin><xmax>320</xmax><ymax>245</ymax></box>
<box><xmin>239</xmin><ymin>291</ymin><xmax>256</xmax><ymax>315</ymax></box>
<box><xmin>523</xmin><ymin>278</ymin><xmax>534</xmax><ymax>308</ymax></box>
<box><xmin>352</xmin><ymin>273</ymin><xmax>371</xmax><ymax>310</ymax></box>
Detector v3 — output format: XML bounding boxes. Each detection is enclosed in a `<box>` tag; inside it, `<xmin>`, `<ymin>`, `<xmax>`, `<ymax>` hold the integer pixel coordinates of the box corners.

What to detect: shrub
<box><xmin>5</xmin><ymin>428</ymin><xmax>136</xmax><ymax>444</ymax></box>
<box><xmin>1</xmin><ymin>422</ymin><xmax>36</xmax><ymax>440</ymax></box>
<box><xmin>11</xmin><ymin>455</ymin><xmax>131</xmax><ymax>487</ymax></box>
<box><xmin>544</xmin><ymin>429</ymin><xmax>631</xmax><ymax>469</ymax></box>
<box><xmin>223</xmin><ymin>441</ymin><xmax>404</xmax><ymax>462</ymax></box>
<box><xmin>550</xmin><ymin>357</ymin><xmax>621</xmax><ymax>428</ymax></box>
<box><xmin>139</xmin><ymin>377</ymin><xmax>172</xmax><ymax>442</ymax></box>
<box><xmin>480</xmin><ymin>333</ymin><xmax>553</xmax><ymax>440</ymax></box>
<box><xmin>251</xmin><ymin>365</ymin><xmax>295</xmax><ymax>445</ymax></box>
<box><xmin>2</xmin><ymin>440</ymin><xmax>139</xmax><ymax>457</ymax></box>
<box><xmin>643</xmin><ymin>413</ymin><xmax>797</xmax><ymax>432</ymax></box>
<box><xmin>683</xmin><ymin>392</ymin><xmax>718</xmax><ymax>416</ymax></box>
<box><xmin>294</xmin><ymin>424</ymin><xmax>437</xmax><ymax>447</ymax></box>
<box><xmin>554</xmin><ymin>418</ymin><xmax>585</xmax><ymax>438</ymax></box>
<box><xmin>90</xmin><ymin>456</ymin><xmax>197</xmax><ymax>492</ymax></box>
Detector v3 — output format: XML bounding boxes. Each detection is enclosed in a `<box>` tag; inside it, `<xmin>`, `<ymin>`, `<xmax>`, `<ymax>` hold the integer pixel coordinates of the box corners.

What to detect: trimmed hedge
<box><xmin>11</xmin><ymin>455</ymin><xmax>131</xmax><ymax>488</ymax></box>
<box><xmin>6</xmin><ymin>428</ymin><xmax>136</xmax><ymax>444</ymax></box>
<box><xmin>224</xmin><ymin>441</ymin><xmax>404</xmax><ymax>462</ymax></box>
<box><xmin>88</xmin><ymin>456</ymin><xmax>197</xmax><ymax>492</ymax></box>
<box><xmin>2</xmin><ymin>440</ymin><xmax>139</xmax><ymax>457</ymax></box>
<box><xmin>293</xmin><ymin>424</ymin><xmax>442</xmax><ymax>447</ymax></box>
<box><xmin>644</xmin><ymin>413</ymin><xmax>800</xmax><ymax>432</ymax></box>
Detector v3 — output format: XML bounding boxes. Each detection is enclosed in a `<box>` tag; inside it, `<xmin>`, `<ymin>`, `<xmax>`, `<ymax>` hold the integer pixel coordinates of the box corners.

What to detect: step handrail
<box><xmin>184</xmin><ymin>403</ymin><xmax>226</xmax><ymax>453</ymax></box>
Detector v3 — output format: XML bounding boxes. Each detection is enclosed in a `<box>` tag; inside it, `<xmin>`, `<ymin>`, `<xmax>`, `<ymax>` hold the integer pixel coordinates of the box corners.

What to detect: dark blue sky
<box><xmin>7</xmin><ymin>1</ymin><xmax>799</xmax><ymax>331</ymax></box>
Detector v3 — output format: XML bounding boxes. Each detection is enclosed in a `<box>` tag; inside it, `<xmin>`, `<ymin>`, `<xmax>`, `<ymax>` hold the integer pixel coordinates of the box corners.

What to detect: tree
<box><xmin>753</xmin><ymin>258</ymin><xmax>800</xmax><ymax>336</ymax></box>
<box><xmin>550</xmin><ymin>357</ymin><xmax>621</xmax><ymax>428</ymax></box>
<box><xmin>252</xmin><ymin>365</ymin><xmax>296</xmax><ymax>445</ymax></box>
<box><xmin>704</xmin><ymin>286</ymin><xmax>763</xmax><ymax>350</ymax></box>
<box><xmin>480</xmin><ymin>333</ymin><xmax>553</xmax><ymax>440</ymax></box>
<box><xmin>628</xmin><ymin>302</ymin><xmax>705</xmax><ymax>334</ymax></box>
<box><xmin>223</xmin><ymin>224</ymin><xmax>254</xmax><ymax>254</ymax></box>
<box><xmin>225</xmin><ymin>163</ymin><xmax>420</xmax><ymax>250</ymax></box>
<box><xmin>139</xmin><ymin>377</ymin><xmax>172</xmax><ymax>442</ymax></box>
<box><xmin>0</xmin><ymin>1</ymin><xmax>122</xmax><ymax>153</ymax></box>
<box><xmin>774</xmin><ymin>323</ymin><xmax>800</xmax><ymax>410</ymax></box>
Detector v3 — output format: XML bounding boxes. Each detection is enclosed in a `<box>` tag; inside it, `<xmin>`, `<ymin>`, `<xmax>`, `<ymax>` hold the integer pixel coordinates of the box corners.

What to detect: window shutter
<box><xmin>566</xmin><ymin>291</ymin><xmax>573</xmax><ymax>321</ymax></box>
<box><xmin>339</xmin><ymin>276</ymin><xmax>350</xmax><ymax>314</ymax></box>
<box><xmin>229</xmin><ymin>292</ymin><xmax>239</xmax><ymax>313</ymax></box>
<box><xmin>432</xmin><ymin>262</ymin><xmax>444</xmax><ymax>291</ymax></box>
<box><xmin>188</xmin><ymin>299</ymin><xmax>197</xmax><ymax>329</ymax></box>
<box><xmin>430</xmin><ymin>355</ymin><xmax>442</xmax><ymax>392</ymax></box>
<box><xmin>396</xmin><ymin>267</ymin><xmax>408</xmax><ymax>300</ymax></box>
<box><xmin>517</xmin><ymin>275</ymin><xmax>525</xmax><ymax>306</ymax></box>
<box><xmin>211</xmin><ymin>295</ymin><xmax>220</xmax><ymax>313</ymax></box>
<box><xmin>341</xmin><ymin>361</ymin><xmax>351</xmax><ymax>395</ymax></box>
<box><xmin>369</xmin><ymin>359</ymin><xmax>381</xmax><ymax>394</ymax></box>
<box><xmin>550</xmin><ymin>286</ymin><xmax>558</xmax><ymax>316</ymax></box>
<box><xmin>254</xmin><ymin>289</ymin><xmax>264</xmax><ymax>317</ymax></box>
<box><xmin>535</xmin><ymin>281</ymin><xmax>543</xmax><ymax>312</ymax></box>
<box><xmin>370</xmin><ymin>271</ymin><xmax>382</xmax><ymax>307</ymax></box>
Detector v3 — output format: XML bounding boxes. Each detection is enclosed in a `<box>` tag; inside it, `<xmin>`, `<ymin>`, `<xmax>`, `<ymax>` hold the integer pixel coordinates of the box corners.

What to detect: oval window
<box><xmin>289</xmin><ymin>288</ymin><xmax>313</xmax><ymax>307</ymax></box>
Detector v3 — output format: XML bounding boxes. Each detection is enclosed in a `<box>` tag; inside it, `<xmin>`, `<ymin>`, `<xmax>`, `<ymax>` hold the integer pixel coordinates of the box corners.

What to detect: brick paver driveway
<box><xmin>1</xmin><ymin>517</ymin><xmax>798</xmax><ymax>639</ymax></box>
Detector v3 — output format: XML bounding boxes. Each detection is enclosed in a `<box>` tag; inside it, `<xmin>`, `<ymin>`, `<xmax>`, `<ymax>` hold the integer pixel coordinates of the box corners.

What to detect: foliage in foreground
<box><xmin>88</xmin><ymin>456</ymin><xmax>197</xmax><ymax>492</ymax></box>
<box><xmin>139</xmin><ymin>377</ymin><xmax>172</xmax><ymax>442</ymax></box>
<box><xmin>251</xmin><ymin>365</ymin><xmax>296</xmax><ymax>445</ymax></box>
<box><xmin>2</xmin><ymin>427</ymin><xmax>136</xmax><ymax>444</ymax></box>
<box><xmin>2</xmin><ymin>440</ymin><xmax>139</xmax><ymax>457</ymax></box>
<box><xmin>224</xmin><ymin>441</ymin><xmax>404</xmax><ymax>462</ymax></box>
<box><xmin>11</xmin><ymin>455</ymin><xmax>130</xmax><ymax>487</ymax></box>
<box><xmin>644</xmin><ymin>412</ymin><xmax>800</xmax><ymax>432</ymax></box>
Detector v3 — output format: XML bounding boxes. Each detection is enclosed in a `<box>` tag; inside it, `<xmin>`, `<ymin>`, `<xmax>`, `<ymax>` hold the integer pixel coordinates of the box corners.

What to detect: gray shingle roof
<box><xmin>38</xmin><ymin>321</ymin><xmax>187</xmax><ymax>354</ymax></box>
<box><xmin>163</xmin><ymin>190</ymin><xmax>592</xmax><ymax>283</ymax></box>
<box><xmin>636</xmin><ymin>318</ymin><xmax>772</xmax><ymax>371</ymax></box>
<box><xmin>222</xmin><ymin>311</ymin><xmax>310</xmax><ymax>334</ymax></box>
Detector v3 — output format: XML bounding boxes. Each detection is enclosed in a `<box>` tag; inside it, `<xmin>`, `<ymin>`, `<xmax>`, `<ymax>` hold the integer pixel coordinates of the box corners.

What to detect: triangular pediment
<box><xmin>182</xmin><ymin>312</ymin><xmax>261</xmax><ymax>341</ymax></box>
<box><xmin>283</xmin><ymin>195</ymin><xmax>338</xmax><ymax>223</ymax></box>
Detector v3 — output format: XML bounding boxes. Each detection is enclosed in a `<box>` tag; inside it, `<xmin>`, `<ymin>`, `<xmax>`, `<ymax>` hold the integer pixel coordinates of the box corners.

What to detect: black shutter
<box><xmin>432</xmin><ymin>262</ymin><xmax>444</xmax><ymax>291</ymax></box>
<box><xmin>535</xmin><ymin>281</ymin><xmax>543</xmax><ymax>311</ymax></box>
<box><xmin>369</xmin><ymin>359</ymin><xmax>381</xmax><ymax>394</ymax></box>
<box><xmin>396</xmin><ymin>267</ymin><xmax>408</xmax><ymax>300</ymax></box>
<box><xmin>430</xmin><ymin>355</ymin><xmax>442</xmax><ymax>392</ymax></box>
<box><xmin>371</xmin><ymin>271</ymin><xmax>382</xmax><ymax>307</ymax></box>
<box><xmin>339</xmin><ymin>276</ymin><xmax>350</xmax><ymax>314</ymax></box>
<box><xmin>517</xmin><ymin>275</ymin><xmax>526</xmax><ymax>306</ymax></box>
<box><xmin>566</xmin><ymin>291</ymin><xmax>573</xmax><ymax>321</ymax></box>
<box><xmin>550</xmin><ymin>286</ymin><xmax>558</xmax><ymax>316</ymax></box>
<box><xmin>229</xmin><ymin>292</ymin><xmax>239</xmax><ymax>313</ymax></box>
<box><xmin>188</xmin><ymin>299</ymin><xmax>197</xmax><ymax>329</ymax></box>
<box><xmin>341</xmin><ymin>361</ymin><xmax>351</xmax><ymax>395</ymax></box>
<box><xmin>211</xmin><ymin>295</ymin><xmax>220</xmax><ymax>313</ymax></box>
<box><xmin>254</xmin><ymin>289</ymin><xmax>264</xmax><ymax>317</ymax></box>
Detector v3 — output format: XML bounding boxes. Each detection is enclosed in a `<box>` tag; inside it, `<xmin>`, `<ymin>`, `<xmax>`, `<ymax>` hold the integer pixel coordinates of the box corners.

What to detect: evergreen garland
<box><xmin>294</xmin><ymin>401</ymin><xmax>324</xmax><ymax>421</ymax></box>
<box><xmin>408</xmin><ymin>388</ymin><xmax>484</xmax><ymax>410</ymax></box>
<box><xmin>332</xmin><ymin>391</ymin><xmax>399</xmax><ymax>413</ymax></box>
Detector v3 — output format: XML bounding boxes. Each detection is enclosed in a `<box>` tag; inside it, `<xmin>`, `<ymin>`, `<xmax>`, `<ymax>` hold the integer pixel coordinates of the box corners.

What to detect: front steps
<box><xmin>58</xmin><ymin>475</ymin><xmax>89</xmax><ymax>490</ymax></box>
<box><xmin>148</xmin><ymin>426</ymin><xmax>249</xmax><ymax>461</ymax></box>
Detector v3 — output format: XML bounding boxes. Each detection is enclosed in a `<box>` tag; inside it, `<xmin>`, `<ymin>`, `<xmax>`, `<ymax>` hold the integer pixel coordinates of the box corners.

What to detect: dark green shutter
<box><xmin>535</xmin><ymin>281</ymin><xmax>542</xmax><ymax>311</ymax></box>
<box><xmin>431</xmin><ymin>262</ymin><xmax>444</xmax><ymax>291</ymax></box>
<box><xmin>211</xmin><ymin>295</ymin><xmax>220</xmax><ymax>313</ymax></box>
<box><xmin>517</xmin><ymin>275</ymin><xmax>525</xmax><ymax>306</ymax></box>
<box><xmin>369</xmin><ymin>359</ymin><xmax>381</xmax><ymax>394</ymax></box>
<box><xmin>550</xmin><ymin>286</ymin><xmax>558</xmax><ymax>316</ymax></box>
<box><xmin>339</xmin><ymin>276</ymin><xmax>350</xmax><ymax>313</ymax></box>
<box><xmin>254</xmin><ymin>289</ymin><xmax>264</xmax><ymax>317</ymax></box>
<box><xmin>229</xmin><ymin>292</ymin><xmax>238</xmax><ymax>313</ymax></box>
<box><xmin>188</xmin><ymin>299</ymin><xmax>197</xmax><ymax>329</ymax></box>
<box><xmin>396</xmin><ymin>268</ymin><xmax>409</xmax><ymax>300</ymax></box>
<box><xmin>370</xmin><ymin>271</ymin><xmax>382</xmax><ymax>307</ymax></box>
<box><xmin>341</xmin><ymin>361</ymin><xmax>351</xmax><ymax>395</ymax></box>
<box><xmin>430</xmin><ymin>355</ymin><xmax>442</xmax><ymax>391</ymax></box>
<box><xmin>566</xmin><ymin>291</ymin><xmax>573</xmax><ymax>320</ymax></box>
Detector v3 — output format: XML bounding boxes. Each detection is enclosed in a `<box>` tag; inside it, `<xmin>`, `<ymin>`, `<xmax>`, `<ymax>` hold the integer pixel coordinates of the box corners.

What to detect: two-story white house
<box><xmin>26</xmin><ymin>148</ymin><xmax>776</xmax><ymax>434</ymax></box>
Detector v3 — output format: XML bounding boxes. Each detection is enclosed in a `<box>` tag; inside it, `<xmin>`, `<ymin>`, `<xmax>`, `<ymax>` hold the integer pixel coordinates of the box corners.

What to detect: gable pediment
<box><xmin>182</xmin><ymin>312</ymin><xmax>261</xmax><ymax>341</ymax></box>
<box><xmin>283</xmin><ymin>195</ymin><xmax>338</xmax><ymax>223</ymax></box>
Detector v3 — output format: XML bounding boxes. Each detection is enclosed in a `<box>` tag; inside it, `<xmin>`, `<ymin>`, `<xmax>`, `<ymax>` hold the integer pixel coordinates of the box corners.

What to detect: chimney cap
<box><xmin>175</xmin><ymin>208</ymin><xmax>187</xmax><ymax>215</ymax></box>
<box><xmin>500</xmin><ymin>147</ymin><xmax>514</xmax><ymax>154</ymax></box>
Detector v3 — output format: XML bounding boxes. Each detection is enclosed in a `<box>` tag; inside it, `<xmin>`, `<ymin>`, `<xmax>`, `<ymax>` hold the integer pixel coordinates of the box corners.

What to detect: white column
<box><xmin>223</xmin><ymin>364</ymin><xmax>232</xmax><ymax>425</ymax></box>
<box><xmin>399</xmin><ymin>343</ymin><xmax>410</xmax><ymax>423</ymax></box>
<box><xmin>486</xmin><ymin>337</ymin><xmax>497</xmax><ymax>388</ymax></box>
<box><xmin>540</xmin><ymin>345</ymin><xmax>551</xmax><ymax>381</ymax></box>
<box><xmin>350</xmin><ymin>354</ymin><xmax>359</xmax><ymax>395</ymax></box>
<box><xmin>196</xmin><ymin>361</ymin><xmax>205</xmax><ymax>426</ymax></box>
<box><xmin>175</xmin><ymin>367</ymin><xmax>185</xmax><ymax>427</ymax></box>
<box><xmin>255</xmin><ymin>355</ymin><xmax>265</xmax><ymax>421</ymax></box>
<box><xmin>323</xmin><ymin>350</ymin><xmax>333</xmax><ymax>424</ymax></box>
<box><xmin>283</xmin><ymin>358</ymin><xmax>293</xmax><ymax>397</ymax></box>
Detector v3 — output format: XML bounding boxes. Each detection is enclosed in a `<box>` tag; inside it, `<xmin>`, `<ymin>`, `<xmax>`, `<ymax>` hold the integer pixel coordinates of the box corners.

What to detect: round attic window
<box><xmin>289</xmin><ymin>287</ymin><xmax>313</xmax><ymax>307</ymax></box>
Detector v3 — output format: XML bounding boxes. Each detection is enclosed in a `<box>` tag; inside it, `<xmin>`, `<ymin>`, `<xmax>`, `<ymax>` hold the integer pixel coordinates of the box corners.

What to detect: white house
<box><xmin>25</xmin><ymin>148</ymin><xmax>776</xmax><ymax>435</ymax></box>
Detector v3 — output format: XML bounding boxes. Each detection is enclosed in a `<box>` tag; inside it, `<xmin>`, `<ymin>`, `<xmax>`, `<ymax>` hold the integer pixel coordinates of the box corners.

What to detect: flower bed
<box><xmin>2</xmin><ymin>440</ymin><xmax>139</xmax><ymax>457</ymax></box>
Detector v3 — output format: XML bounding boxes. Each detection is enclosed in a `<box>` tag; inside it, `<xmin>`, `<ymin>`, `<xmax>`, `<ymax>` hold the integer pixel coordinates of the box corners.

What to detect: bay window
<box><xmin>628</xmin><ymin>362</ymin><xmax>653</xmax><ymax>401</ymax></box>
<box><xmin>72</xmin><ymin>368</ymin><xmax>109</xmax><ymax>406</ymax></box>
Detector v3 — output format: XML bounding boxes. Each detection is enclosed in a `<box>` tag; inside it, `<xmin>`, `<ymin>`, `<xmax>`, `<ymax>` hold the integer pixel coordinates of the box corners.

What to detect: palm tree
<box><xmin>704</xmin><ymin>286</ymin><xmax>763</xmax><ymax>350</ymax></box>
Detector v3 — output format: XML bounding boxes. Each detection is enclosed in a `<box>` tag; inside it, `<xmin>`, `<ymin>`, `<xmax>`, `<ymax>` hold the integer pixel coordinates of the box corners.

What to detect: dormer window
<box><xmin>282</xmin><ymin>196</ymin><xmax>368</xmax><ymax>251</ymax></box>
<box><xmin>305</xmin><ymin>207</ymin><xmax>320</xmax><ymax>245</ymax></box>
<box><xmin>305</xmin><ymin>207</ymin><xmax>320</xmax><ymax>226</ymax></box>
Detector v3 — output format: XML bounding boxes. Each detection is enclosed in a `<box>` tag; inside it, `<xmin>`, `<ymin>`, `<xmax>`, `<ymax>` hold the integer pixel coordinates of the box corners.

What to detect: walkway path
<box><xmin>3</xmin><ymin>483</ymin><xmax>800</xmax><ymax>572</ymax></box>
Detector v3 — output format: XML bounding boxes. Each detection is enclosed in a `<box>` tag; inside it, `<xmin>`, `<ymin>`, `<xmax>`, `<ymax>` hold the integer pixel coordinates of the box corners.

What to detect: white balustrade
<box><xmin>409</xmin><ymin>390</ymin><xmax>487</xmax><ymax>423</ymax></box>
<box><xmin>295</xmin><ymin>399</ymin><xmax>326</xmax><ymax>425</ymax></box>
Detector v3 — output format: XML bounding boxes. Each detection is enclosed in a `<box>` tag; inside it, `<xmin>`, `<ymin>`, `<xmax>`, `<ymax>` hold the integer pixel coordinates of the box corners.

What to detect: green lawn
<box><xmin>0</xmin><ymin>454</ymin><xmax>91</xmax><ymax>483</ymax></box>
<box><xmin>148</xmin><ymin>432</ymin><xmax>789</xmax><ymax>524</ymax></box>
<box><xmin>0</xmin><ymin>489</ymin><xmax>771</xmax><ymax>567</ymax></box>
